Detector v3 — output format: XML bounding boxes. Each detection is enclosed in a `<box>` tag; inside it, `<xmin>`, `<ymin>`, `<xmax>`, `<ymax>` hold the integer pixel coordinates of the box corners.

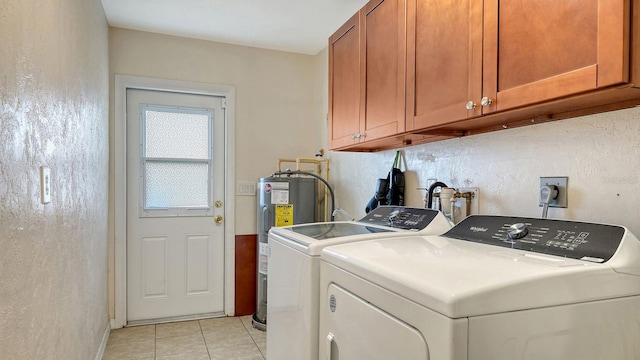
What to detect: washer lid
<box><xmin>269</xmin><ymin>207</ymin><xmax>451</xmax><ymax>256</ymax></box>
<box><xmin>284</xmin><ymin>221</ymin><xmax>396</xmax><ymax>240</ymax></box>
<box><xmin>322</xmin><ymin>226</ymin><xmax>640</xmax><ymax>318</ymax></box>
<box><xmin>270</xmin><ymin>222</ymin><xmax>408</xmax><ymax>256</ymax></box>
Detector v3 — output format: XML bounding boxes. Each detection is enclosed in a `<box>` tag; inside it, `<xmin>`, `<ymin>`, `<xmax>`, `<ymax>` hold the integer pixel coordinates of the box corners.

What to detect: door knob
<box><xmin>214</xmin><ymin>215</ymin><xmax>224</xmax><ymax>224</ymax></box>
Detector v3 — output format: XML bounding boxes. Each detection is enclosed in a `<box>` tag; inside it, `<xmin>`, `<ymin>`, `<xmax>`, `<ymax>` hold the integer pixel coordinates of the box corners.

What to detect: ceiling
<box><xmin>101</xmin><ymin>0</ymin><xmax>368</xmax><ymax>55</ymax></box>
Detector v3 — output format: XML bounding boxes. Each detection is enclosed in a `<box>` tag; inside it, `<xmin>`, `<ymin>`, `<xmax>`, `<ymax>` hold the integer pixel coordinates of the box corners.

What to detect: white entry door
<box><xmin>126</xmin><ymin>89</ymin><xmax>226</xmax><ymax>322</ymax></box>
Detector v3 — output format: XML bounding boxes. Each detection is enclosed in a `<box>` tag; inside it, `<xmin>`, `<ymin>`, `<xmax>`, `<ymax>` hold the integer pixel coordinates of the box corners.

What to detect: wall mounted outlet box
<box><xmin>539</xmin><ymin>176</ymin><xmax>568</xmax><ymax>208</ymax></box>
<box><xmin>236</xmin><ymin>181</ymin><xmax>256</xmax><ymax>196</ymax></box>
<box><xmin>40</xmin><ymin>166</ymin><xmax>51</xmax><ymax>204</ymax></box>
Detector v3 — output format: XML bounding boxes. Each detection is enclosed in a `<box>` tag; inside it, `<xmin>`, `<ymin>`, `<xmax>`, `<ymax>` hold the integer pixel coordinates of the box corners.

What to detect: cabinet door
<box><xmin>329</xmin><ymin>13</ymin><xmax>361</xmax><ymax>149</ymax></box>
<box><xmin>483</xmin><ymin>0</ymin><xmax>629</xmax><ymax>114</ymax></box>
<box><xmin>360</xmin><ymin>0</ymin><xmax>406</xmax><ymax>141</ymax></box>
<box><xmin>406</xmin><ymin>0</ymin><xmax>483</xmax><ymax>131</ymax></box>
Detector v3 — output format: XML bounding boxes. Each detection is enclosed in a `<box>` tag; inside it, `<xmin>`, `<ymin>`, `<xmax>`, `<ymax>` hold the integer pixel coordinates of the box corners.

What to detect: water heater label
<box><xmin>275</xmin><ymin>204</ymin><xmax>294</xmax><ymax>227</ymax></box>
<box><xmin>271</xmin><ymin>190</ymin><xmax>289</xmax><ymax>204</ymax></box>
<box><xmin>259</xmin><ymin>254</ymin><xmax>268</xmax><ymax>274</ymax></box>
<box><xmin>259</xmin><ymin>243</ymin><xmax>269</xmax><ymax>256</ymax></box>
<box><xmin>264</xmin><ymin>181</ymin><xmax>289</xmax><ymax>193</ymax></box>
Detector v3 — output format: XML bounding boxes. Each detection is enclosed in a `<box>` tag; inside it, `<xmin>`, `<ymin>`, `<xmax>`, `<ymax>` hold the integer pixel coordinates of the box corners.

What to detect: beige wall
<box><xmin>314</xmin><ymin>48</ymin><xmax>330</xmax><ymax>153</ymax></box>
<box><xmin>315</xmin><ymin>47</ymin><xmax>640</xmax><ymax>234</ymax></box>
<box><xmin>108</xmin><ymin>28</ymin><xmax>322</xmax><ymax>317</ymax></box>
<box><xmin>109</xmin><ymin>27</ymin><xmax>321</xmax><ymax>235</ymax></box>
<box><xmin>0</xmin><ymin>0</ymin><xmax>110</xmax><ymax>359</ymax></box>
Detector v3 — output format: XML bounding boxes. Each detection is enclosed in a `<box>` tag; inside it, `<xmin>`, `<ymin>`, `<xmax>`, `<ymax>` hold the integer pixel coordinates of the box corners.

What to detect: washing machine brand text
<box><xmin>470</xmin><ymin>226</ymin><xmax>489</xmax><ymax>233</ymax></box>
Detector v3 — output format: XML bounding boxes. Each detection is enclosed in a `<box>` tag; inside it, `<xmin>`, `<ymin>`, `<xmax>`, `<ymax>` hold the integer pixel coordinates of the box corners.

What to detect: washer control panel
<box><xmin>444</xmin><ymin>215</ymin><xmax>626</xmax><ymax>263</ymax></box>
<box><xmin>359</xmin><ymin>206</ymin><xmax>441</xmax><ymax>231</ymax></box>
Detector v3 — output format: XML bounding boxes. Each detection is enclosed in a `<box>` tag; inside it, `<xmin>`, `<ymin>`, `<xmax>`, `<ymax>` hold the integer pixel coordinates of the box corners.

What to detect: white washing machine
<box><xmin>266</xmin><ymin>206</ymin><xmax>452</xmax><ymax>360</ymax></box>
<box><xmin>319</xmin><ymin>215</ymin><xmax>640</xmax><ymax>360</ymax></box>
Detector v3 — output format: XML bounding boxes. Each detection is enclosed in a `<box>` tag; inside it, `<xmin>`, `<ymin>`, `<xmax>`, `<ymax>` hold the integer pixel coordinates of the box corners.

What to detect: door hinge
<box><xmin>221</xmin><ymin>98</ymin><xmax>226</xmax><ymax>109</ymax></box>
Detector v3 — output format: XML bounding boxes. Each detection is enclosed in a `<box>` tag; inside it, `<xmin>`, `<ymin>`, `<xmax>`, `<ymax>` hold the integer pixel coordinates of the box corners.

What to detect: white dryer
<box><xmin>319</xmin><ymin>215</ymin><xmax>640</xmax><ymax>360</ymax></box>
<box><xmin>266</xmin><ymin>206</ymin><xmax>451</xmax><ymax>360</ymax></box>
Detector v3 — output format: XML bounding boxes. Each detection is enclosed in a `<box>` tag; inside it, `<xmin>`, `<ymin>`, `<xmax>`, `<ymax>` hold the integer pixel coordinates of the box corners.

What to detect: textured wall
<box><xmin>325</xmin><ymin>107</ymin><xmax>640</xmax><ymax>234</ymax></box>
<box><xmin>0</xmin><ymin>0</ymin><xmax>110</xmax><ymax>359</ymax></box>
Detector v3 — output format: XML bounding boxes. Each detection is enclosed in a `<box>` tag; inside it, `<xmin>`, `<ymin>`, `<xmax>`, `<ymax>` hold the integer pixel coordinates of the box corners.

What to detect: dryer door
<box><xmin>325</xmin><ymin>283</ymin><xmax>429</xmax><ymax>359</ymax></box>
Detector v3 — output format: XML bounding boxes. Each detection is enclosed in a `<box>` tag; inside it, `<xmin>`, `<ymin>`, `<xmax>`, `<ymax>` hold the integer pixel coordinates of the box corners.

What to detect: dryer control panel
<box><xmin>444</xmin><ymin>215</ymin><xmax>626</xmax><ymax>263</ymax></box>
<box><xmin>359</xmin><ymin>206</ymin><xmax>441</xmax><ymax>231</ymax></box>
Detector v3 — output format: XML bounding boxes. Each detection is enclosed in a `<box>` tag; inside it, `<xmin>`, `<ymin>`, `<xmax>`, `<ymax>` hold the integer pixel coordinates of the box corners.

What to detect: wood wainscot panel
<box><xmin>235</xmin><ymin>234</ymin><xmax>257</xmax><ymax>316</ymax></box>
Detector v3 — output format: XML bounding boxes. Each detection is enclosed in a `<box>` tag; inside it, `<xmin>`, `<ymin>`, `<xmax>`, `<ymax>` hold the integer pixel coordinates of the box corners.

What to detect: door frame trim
<box><xmin>113</xmin><ymin>75</ymin><xmax>236</xmax><ymax>328</ymax></box>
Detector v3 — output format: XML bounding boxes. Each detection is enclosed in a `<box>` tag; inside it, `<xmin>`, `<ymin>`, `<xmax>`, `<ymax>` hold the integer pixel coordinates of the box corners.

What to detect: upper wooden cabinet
<box><xmin>329</xmin><ymin>0</ymin><xmax>406</xmax><ymax>150</ymax></box>
<box><xmin>331</xmin><ymin>0</ymin><xmax>639</xmax><ymax>151</ymax></box>
<box><xmin>482</xmin><ymin>0</ymin><xmax>628</xmax><ymax>114</ymax></box>
<box><xmin>407</xmin><ymin>0</ymin><xmax>629</xmax><ymax>131</ymax></box>
<box><xmin>406</xmin><ymin>0</ymin><xmax>483</xmax><ymax>131</ymax></box>
<box><xmin>329</xmin><ymin>13</ymin><xmax>361</xmax><ymax>149</ymax></box>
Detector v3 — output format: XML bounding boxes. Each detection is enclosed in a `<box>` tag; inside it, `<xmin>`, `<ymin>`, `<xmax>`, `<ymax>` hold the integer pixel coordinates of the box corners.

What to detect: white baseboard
<box><xmin>94</xmin><ymin>321</ymin><xmax>111</xmax><ymax>360</ymax></box>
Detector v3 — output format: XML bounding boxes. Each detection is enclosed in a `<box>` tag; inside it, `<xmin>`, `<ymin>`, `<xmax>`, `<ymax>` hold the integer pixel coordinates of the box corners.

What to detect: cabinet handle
<box><xmin>352</xmin><ymin>133</ymin><xmax>365</xmax><ymax>139</ymax></box>
<box><xmin>360</xmin><ymin>132</ymin><xmax>366</xmax><ymax>139</ymax></box>
<box><xmin>465</xmin><ymin>101</ymin><xmax>477</xmax><ymax>110</ymax></box>
<box><xmin>481</xmin><ymin>97</ymin><xmax>493</xmax><ymax>107</ymax></box>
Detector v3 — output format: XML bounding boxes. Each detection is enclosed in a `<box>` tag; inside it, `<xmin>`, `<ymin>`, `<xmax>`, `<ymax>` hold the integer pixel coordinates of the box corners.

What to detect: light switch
<box><xmin>40</xmin><ymin>166</ymin><xmax>51</xmax><ymax>204</ymax></box>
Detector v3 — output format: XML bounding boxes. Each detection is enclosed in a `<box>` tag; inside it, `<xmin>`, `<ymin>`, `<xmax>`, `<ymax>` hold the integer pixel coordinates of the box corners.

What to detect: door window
<box><xmin>140</xmin><ymin>105</ymin><xmax>214</xmax><ymax>216</ymax></box>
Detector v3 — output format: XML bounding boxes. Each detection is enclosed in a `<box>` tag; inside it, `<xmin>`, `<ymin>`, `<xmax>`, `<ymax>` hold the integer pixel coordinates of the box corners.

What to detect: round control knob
<box><xmin>507</xmin><ymin>223</ymin><xmax>528</xmax><ymax>240</ymax></box>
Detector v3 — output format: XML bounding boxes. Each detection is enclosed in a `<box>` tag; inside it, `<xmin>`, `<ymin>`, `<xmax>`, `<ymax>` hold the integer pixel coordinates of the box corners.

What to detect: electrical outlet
<box><xmin>539</xmin><ymin>177</ymin><xmax>568</xmax><ymax>208</ymax></box>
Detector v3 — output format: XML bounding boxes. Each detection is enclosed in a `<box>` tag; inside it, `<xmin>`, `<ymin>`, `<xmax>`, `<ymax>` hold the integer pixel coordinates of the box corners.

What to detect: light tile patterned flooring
<box><xmin>103</xmin><ymin>316</ymin><xmax>266</xmax><ymax>360</ymax></box>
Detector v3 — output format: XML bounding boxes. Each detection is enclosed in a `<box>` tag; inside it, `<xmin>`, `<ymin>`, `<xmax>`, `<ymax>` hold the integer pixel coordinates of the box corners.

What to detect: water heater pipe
<box><xmin>273</xmin><ymin>170</ymin><xmax>336</xmax><ymax>221</ymax></box>
<box><xmin>277</xmin><ymin>155</ymin><xmax>331</xmax><ymax>220</ymax></box>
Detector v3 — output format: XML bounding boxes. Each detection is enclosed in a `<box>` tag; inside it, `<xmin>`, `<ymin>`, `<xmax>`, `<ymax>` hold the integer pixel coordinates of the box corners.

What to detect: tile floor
<box><xmin>103</xmin><ymin>315</ymin><xmax>266</xmax><ymax>360</ymax></box>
